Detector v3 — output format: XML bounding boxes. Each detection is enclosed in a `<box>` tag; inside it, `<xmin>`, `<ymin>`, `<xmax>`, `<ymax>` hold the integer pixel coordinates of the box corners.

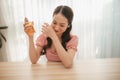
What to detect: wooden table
<box><xmin>0</xmin><ymin>58</ymin><xmax>120</xmax><ymax>80</ymax></box>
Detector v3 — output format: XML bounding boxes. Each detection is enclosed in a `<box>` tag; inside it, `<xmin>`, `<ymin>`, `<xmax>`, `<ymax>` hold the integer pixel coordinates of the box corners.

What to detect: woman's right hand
<box><xmin>24</xmin><ymin>17</ymin><xmax>35</xmax><ymax>37</ymax></box>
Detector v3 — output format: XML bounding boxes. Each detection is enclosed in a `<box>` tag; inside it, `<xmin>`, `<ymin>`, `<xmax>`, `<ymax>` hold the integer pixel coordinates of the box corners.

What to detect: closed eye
<box><xmin>53</xmin><ymin>22</ymin><xmax>57</xmax><ymax>24</ymax></box>
<box><xmin>60</xmin><ymin>25</ymin><xmax>65</xmax><ymax>27</ymax></box>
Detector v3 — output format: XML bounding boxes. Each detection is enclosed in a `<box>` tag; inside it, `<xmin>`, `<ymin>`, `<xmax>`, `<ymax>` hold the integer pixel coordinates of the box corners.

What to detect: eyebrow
<box><xmin>53</xmin><ymin>20</ymin><xmax>66</xmax><ymax>25</ymax></box>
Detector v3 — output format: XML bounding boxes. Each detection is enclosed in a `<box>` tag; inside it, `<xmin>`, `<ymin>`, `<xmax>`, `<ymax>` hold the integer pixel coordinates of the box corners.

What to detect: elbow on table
<box><xmin>64</xmin><ymin>62</ymin><xmax>73</xmax><ymax>68</ymax></box>
<box><xmin>31</xmin><ymin>60</ymin><xmax>37</xmax><ymax>64</ymax></box>
<box><xmin>31</xmin><ymin>62</ymin><xmax>37</xmax><ymax>64</ymax></box>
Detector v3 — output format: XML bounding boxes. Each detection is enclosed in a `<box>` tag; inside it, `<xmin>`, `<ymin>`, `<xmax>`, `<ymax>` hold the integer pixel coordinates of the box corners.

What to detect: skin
<box><xmin>24</xmin><ymin>13</ymin><xmax>76</xmax><ymax>68</ymax></box>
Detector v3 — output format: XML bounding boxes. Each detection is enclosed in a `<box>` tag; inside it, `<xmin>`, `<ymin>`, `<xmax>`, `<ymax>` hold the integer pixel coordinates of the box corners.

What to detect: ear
<box><xmin>67</xmin><ymin>25</ymin><xmax>70</xmax><ymax>28</ymax></box>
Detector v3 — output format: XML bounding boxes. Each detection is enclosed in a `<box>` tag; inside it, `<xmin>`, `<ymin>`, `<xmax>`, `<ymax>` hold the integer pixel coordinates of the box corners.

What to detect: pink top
<box><xmin>36</xmin><ymin>34</ymin><xmax>78</xmax><ymax>62</ymax></box>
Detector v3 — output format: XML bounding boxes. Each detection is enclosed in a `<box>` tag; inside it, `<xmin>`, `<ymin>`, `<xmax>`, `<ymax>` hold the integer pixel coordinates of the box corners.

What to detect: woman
<box><xmin>24</xmin><ymin>5</ymin><xmax>78</xmax><ymax>68</ymax></box>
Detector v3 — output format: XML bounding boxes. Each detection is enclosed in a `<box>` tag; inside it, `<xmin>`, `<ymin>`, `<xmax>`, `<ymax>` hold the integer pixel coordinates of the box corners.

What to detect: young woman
<box><xmin>24</xmin><ymin>5</ymin><xmax>78</xmax><ymax>68</ymax></box>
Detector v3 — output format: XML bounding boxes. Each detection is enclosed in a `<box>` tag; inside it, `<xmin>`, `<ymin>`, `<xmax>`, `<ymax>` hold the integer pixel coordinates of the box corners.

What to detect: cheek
<box><xmin>50</xmin><ymin>24</ymin><xmax>55</xmax><ymax>28</ymax></box>
<box><xmin>61</xmin><ymin>27</ymin><xmax>67</xmax><ymax>32</ymax></box>
<box><xmin>50</xmin><ymin>23</ymin><xmax>53</xmax><ymax>27</ymax></box>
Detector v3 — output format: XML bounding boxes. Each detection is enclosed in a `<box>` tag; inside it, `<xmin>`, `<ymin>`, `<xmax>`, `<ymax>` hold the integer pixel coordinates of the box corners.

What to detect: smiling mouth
<box><xmin>55</xmin><ymin>30</ymin><xmax>59</xmax><ymax>32</ymax></box>
<box><xmin>55</xmin><ymin>31</ymin><xmax>59</xmax><ymax>35</ymax></box>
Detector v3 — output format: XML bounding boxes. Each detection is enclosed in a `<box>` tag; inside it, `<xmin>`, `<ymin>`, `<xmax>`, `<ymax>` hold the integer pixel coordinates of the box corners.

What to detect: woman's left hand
<box><xmin>41</xmin><ymin>23</ymin><xmax>56</xmax><ymax>39</ymax></box>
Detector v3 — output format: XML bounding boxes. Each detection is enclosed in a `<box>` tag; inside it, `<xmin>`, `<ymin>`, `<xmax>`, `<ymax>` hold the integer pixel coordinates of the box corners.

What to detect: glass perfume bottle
<box><xmin>24</xmin><ymin>17</ymin><xmax>35</xmax><ymax>35</ymax></box>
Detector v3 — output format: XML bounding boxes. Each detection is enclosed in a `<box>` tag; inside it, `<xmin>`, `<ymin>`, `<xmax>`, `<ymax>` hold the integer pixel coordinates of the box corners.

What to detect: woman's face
<box><xmin>51</xmin><ymin>13</ymin><xmax>69</xmax><ymax>37</ymax></box>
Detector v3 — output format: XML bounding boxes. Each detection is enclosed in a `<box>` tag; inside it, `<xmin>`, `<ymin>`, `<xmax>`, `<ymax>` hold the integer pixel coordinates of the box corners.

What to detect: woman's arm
<box><xmin>52</xmin><ymin>35</ymin><xmax>76</xmax><ymax>68</ymax></box>
<box><xmin>42</xmin><ymin>23</ymin><xmax>77</xmax><ymax>68</ymax></box>
<box><xmin>24</xmin><ymin>21</ymin><xmax>43</xmax><ymax>64</ymax></box>
<box><xmin>28</xmin><ymin>36</ymin><xmax>43</xmax><ymax>64</ymax></box>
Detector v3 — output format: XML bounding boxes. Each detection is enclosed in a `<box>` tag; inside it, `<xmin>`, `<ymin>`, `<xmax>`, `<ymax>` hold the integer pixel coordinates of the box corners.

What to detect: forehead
<box><xmin>53</xmin><ymin>13</ymin><xmax>68</xmax><ymax>24</ymax></box>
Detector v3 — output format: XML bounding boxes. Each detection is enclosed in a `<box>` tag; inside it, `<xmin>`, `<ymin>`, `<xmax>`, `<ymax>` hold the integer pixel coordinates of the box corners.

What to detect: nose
<box><xmin>54</xmin><ymin>25</ymin><xmax>59</xmax><ymax>31</ymax></box>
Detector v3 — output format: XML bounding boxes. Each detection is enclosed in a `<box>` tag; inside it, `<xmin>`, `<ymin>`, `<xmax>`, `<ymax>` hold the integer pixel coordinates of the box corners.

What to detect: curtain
<box><xmin>73</xmin><ymin>0</ymin><xmax>120</xmax><ymax>59</ymax></box>
<box><xmin>0</xmin><ymin>0</ymin><xmax>120</xmax><ymax>61</ymax></box>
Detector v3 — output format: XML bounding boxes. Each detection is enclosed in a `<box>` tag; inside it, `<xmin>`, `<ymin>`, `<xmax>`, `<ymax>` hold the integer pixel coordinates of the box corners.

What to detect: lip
<box><xmin>55</xmin><ymin>30</ymin><xmax>59</xmax><ymax>32</ymax></box>
<box><xmin>55</xmin><ymin>31</ymin><xmax>59</xmax><ymax>35</ymax></box>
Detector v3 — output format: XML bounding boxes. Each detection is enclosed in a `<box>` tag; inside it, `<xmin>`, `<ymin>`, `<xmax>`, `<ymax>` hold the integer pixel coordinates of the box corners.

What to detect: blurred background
<box><xmin>0</xmin><ymin>0</ymin><xmax>120</xmax><ymax>62</ymax></box>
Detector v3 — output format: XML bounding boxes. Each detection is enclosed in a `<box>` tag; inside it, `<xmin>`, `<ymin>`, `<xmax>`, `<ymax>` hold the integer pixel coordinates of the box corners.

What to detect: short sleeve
<box><xmin>36</xmin><ymin>34</ymin><xmax>47</xmax><ymax>47</ymax></box>
<box><xmin>66</xmin><ymin>35</ymin><xmax>78</xmax><ymax>51</ymax></box>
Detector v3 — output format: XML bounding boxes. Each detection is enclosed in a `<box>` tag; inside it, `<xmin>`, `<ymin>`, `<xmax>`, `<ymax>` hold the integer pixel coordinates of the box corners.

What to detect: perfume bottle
<box><xmin>24</xmin><ymin>17</ymin><xmax>35</xmax><ymax>35</ymax></box>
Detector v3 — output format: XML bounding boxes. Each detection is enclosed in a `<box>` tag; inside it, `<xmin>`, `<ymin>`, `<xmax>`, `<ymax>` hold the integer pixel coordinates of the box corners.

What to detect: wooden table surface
<box><xmin>0</xmin><ymin>58</ymin><xmax>120</xmax><ymax>80</ymax></box>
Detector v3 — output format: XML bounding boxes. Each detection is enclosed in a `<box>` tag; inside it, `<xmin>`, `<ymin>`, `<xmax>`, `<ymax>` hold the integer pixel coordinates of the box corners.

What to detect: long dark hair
<box><xmin>41</xmin><ymin>5</ymin><xmax>74</xmax><ymax>55</ymax></box>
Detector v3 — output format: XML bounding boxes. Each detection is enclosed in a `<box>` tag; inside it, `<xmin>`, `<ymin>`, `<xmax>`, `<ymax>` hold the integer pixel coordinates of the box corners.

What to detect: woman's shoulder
<box><xmin>66</xmin><ymin>35</ymin><xmax>79</xmax><ymax>51</ymax></box>
<box><xmin>70</xmin><ymin>35</ymin><xmax>78</xmax><ymax>41</ymax></box>
<box><xmin>67</xmin><ymin>35</ymin><xmax>78</xmax><ymax>44</ymax></box>
<box><xmin>36</xmin><ymin>33</ymin><xmax>47</xmax><ymax>47</ymax></box>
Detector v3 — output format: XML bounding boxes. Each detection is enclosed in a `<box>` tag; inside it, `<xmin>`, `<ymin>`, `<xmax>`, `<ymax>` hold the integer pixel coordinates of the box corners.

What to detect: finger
<box><xmin>24</xmin><ymin>28</ymin><xmax>28</xmax><ymax>32</ymax></box>
<box><xmin>23</xmin><ymin>24</ymin><xmax>25</xmax><ymax>27</ymax></box>
<box><xmin>24</xmin><ymin>22</ymin><xmax>33</xmax><ymax>28</ymax></box>
<box><xmin>41</xmin><ymin>26</ymin><xmax>46</xmax><ymax>32</ymax></box>
<box><xmin>41</xmin><ymin>28</ymin><xmax>46</xmax><ymax>34</ymax></box>
<box><xmin>25</xmin><ymin>25</ymin><xmax>32</xmax><ymax>27</ymax></box>
<box><xmin>42</xmin><ymin>24</ymin><xmax>48</xmax><ymax>30</ymax></box>
<box><xmin>44</xmin><ymin>23</ymin><xmax>49</xmax><ymax>27</ymax></box>
<box><xmin>42</xmin><ymin>24</ymin><xmax>46</xmax><ymax>27</ymax></box>
<box><xmin>24</xmin><ymin>17</ymin><xmax>28</xmax><ymax>23</ymax></box>
<box><xmin>24</xmin><ymin>22</ymin><xmax>29</xmax><ymax>27</ymax></box>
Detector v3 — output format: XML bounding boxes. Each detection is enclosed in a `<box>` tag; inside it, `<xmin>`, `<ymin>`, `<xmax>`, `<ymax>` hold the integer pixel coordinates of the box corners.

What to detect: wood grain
<box><xmin>0</xmin><ymin>58</ymin><xmax>120</xmax><ymax>80</ymax></box>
